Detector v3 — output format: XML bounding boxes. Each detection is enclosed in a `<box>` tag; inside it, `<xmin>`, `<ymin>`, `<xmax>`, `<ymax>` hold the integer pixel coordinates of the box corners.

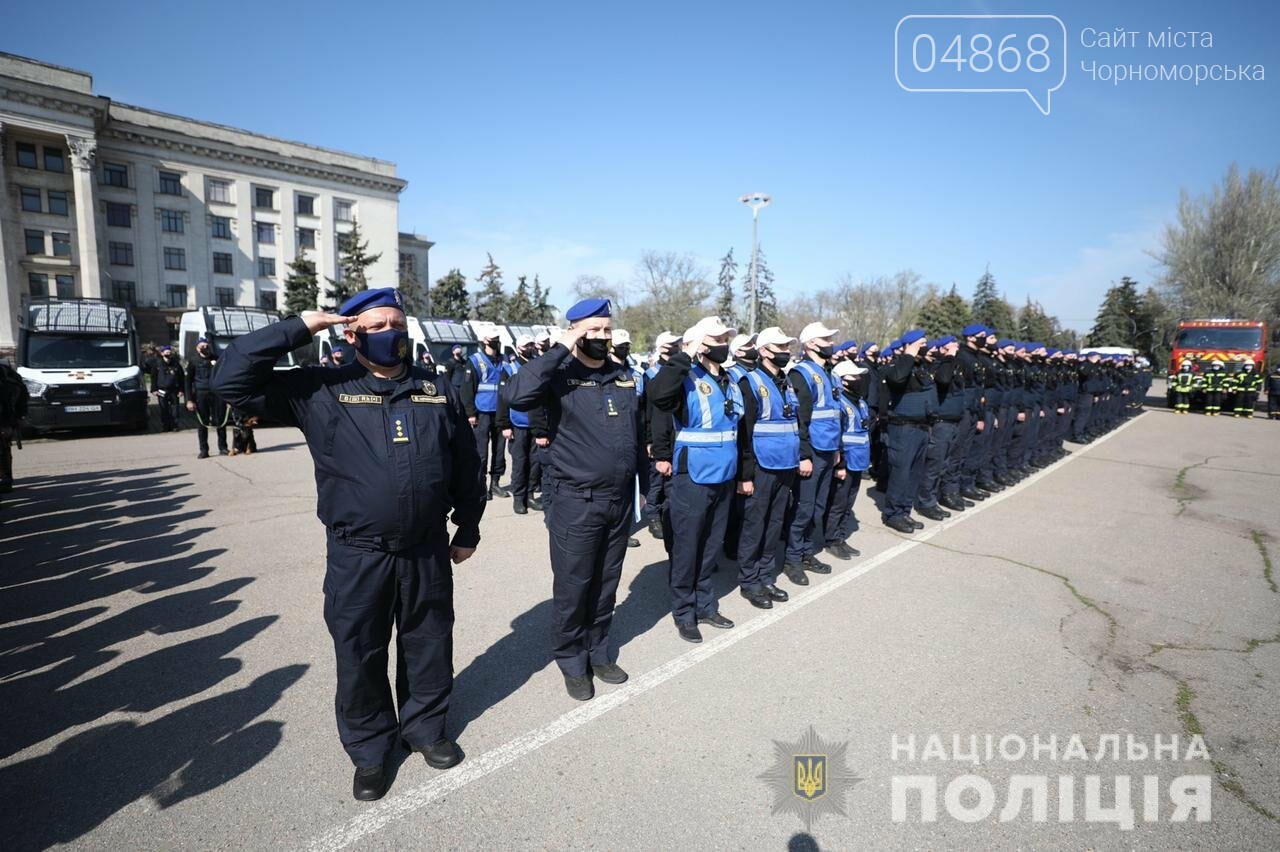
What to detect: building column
<box><xmin>66</xmin><ymin>134</ymin><xmax>103</xmax><ymax>299</ymax></box>
<box><xmin>0</xmin><ymin>121</ymin><xmax>17</xmax><ymax>353</ymax></box>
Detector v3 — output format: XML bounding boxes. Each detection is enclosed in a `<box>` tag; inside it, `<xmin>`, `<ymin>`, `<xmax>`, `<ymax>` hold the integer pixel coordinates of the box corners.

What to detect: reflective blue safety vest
<box><xmin>503</xmin><ymin>361</ymin><xmax>530</xmax><ymax>428</ymax></box>
<box><xmin>673</xmin><ymin>363</ymin><xmax>743</xmax><ymax>485</ymax></box>
<box><xmin>631</xmin><ymin>364</ymin><xmax>645</xmax><ymax>397</ymax></box>
<box><xmin>726</xmin><ymin>363</ymin><xmax>749</xmax><ymax>386</ymax></box>
<box><xmin>745</xmin><ymin>369</ymin><xmax>800</xmax><ymax>471</ymax></box>
<box><xmin>839</xmin><ymin>395</ymin><xmax>872</xmax><ymax>472</ymax></box>
<box><xmin>790</xmin><ymin>359</ymin><xmax>841</xmax><ymax>452</ymax></box>
<box><xmin>470</xmin><ymin>351</ymin><xmax>501</xmax><ymax>412</ymax></box>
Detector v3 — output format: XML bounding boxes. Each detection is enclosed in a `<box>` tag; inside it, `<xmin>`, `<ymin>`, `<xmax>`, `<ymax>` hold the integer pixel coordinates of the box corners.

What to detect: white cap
<box><xmin>682</xmin><ymin>315</ymin><xmax>737</xmax><ymax>343</ymax></box>
<box><xmin>534</xmin><ymin>329</ymin><xmax>552</xmax><ymax>343</ymax></box>
<box><xmin>755</xmin><ymin>327</ymin><xmax>796</xmax><ymax>349</ymax></box>
<box><xmin>799</xmin><ymin>321</ymin><xmax>839</xmax><ymax>343</ymax></box>
<box><xmin>832</xmin><ymin>361</ymin><xmax>867</xmax><ymax>379</ymax></box>
<box><xmin>612</xmin><ymin>329</ymin><xmax>632</xmax><ymax>346</ymax></box>
<box><xmin>729</xmin><ymin>332</ymin><xmax>757</xmax><ymax>354</ymax></box>
<box><xmin>515</xmin><ymin>334</ymin><xmax>534</xmax><ymax>348</ymax></box>
<box><xmin>654</xmin><ymin>331</ymin><xmax>681</xmax><ymax>348</ymax></box>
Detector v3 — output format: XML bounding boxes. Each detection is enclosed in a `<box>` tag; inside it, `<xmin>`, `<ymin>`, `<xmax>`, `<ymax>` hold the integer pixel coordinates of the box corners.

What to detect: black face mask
<box><xmin>658</xmin><ymin>346</ymin><xmax>673</xmax><ymax>364</ymax></box>
<box><xmin>738</xmin><ymin>349</ymin><xmax>759</xmax><ymax>367</ymax></box>
<box><xmin>613</xmin><ymin>345</ymin><xmax>631</xmax><ymax>362</ymax></box>
<box><xmin>519</xmin><ymin>347</ymin><xmax>536</xmax><ymax>361</ymax></box>
<box><xmin>484</xmin><ymin>340</ymin><xmax>501</xmax><ymax>355</ymax></box>
<box><xmin>813</xmin><ymin>344</ymin><xmax>834</xmax><ymax>360</ymax></box>
<box><xmin>704</xmin><ymin>344</ymin><xmax>730</xmax><ymax>363</ymax></box>
<box><xmin>844</xmin><ymin>378</ymin><xmax>868</xmax><ymax>398</ymax></box>
<box><xmin>580</xmin><ymin>337</ymin><xmax>609</xmax><ymax>361</ymax></box>
<box><xmin>767</xmin><ymin>351</ymin><xmax>791</xmax><ymax>369</ymax></box>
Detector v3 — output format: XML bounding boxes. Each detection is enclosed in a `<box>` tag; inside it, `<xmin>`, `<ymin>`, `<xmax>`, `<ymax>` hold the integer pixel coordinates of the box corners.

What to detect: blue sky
<box><xmin>5</xmin><ymin>0</ymin><xmax>1278</xmax><ymax>330</ymax></box>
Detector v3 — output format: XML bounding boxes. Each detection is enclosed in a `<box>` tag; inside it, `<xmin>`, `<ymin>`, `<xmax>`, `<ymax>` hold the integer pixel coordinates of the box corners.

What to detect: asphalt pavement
<box><xmin>2</xmin><ymin>388</ymin><xmax>1278</xmax><ymax>850</ymax></box>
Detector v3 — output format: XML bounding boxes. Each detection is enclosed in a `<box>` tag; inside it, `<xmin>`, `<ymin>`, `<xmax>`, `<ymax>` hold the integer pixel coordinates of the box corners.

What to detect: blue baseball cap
<box><xmin>340</xmin><ymin>286</ymin><xmax>404</xmax><ymax>317</ymax></box>
<box><xmin>565</xmin><ymin>298</ymin><xmax>611</xmax><ymax>322</ymax></box>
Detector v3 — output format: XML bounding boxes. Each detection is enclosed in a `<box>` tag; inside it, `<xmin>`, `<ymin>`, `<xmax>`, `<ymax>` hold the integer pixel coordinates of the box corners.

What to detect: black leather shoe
<box><xmin>801</xmin><ymin>554</ymin><xmax>831</xmax><ymax>574</ymax></box>
<box><xmin>977</xmin><ymin>479</ymin><xmax>1002</xmax><ymax>492</ymax></box>
<box><xmin>824</xmin><ymin>542</ymin><xmax>853</xmax><ymax>561</ymax></box>
<box><xmin>917</xmin><ymin>505</ymin><xmax>948</xmax><ymax>521</ymax></box>
<box><xmin>698</xmin><ymin>612</ymin><xmax>735</xmax><ymax>629</ymax></box>
<box><xmin>740</xmin><ymin>588</ymin><xmax>773</xmax><ymax>609</ymax></box>
<box><xmin>591</xmin><ymin>662</ymin><xmax>628</xmax><ymax>684</ymax></box>
<box><xmin>218</xmin><ymin>449</ymin><xmax>229</xmax><ymax>456</ymax></box>
<box><xmin>627</xmin><ymin>537</ymin><xmax>640</xmax><ymax>548</ymax></box>
<box><xmin>763</xmin><ymin>583</ymin><xmax>789</xmax><ymax>602</ymax></box>
<box><xmin>196</xmin><ymin>451</ymin><xmax>209</xmax><ymax>459</ymax></box>
<box><xmin>885</xmin><ymin>516</ymin><xmax>916</xmax><ymax>533</ymax></box>
<box><xmin>513</xmin><ymin>499</ymin><xmax>528</xmax><ymax>515</ymax></box>
<box><xmin>832</xmin><ymin>541</ymin><xmax>860</xmax><ymax>558</ymax></box>
<box><xmin>782</xmin><ymin>563</ymin><xmax>809</xmax><ymax>585</ymax></box>
<box><xmin>962</xmin><ymin>487</ymin><xmax>988</xmax><ymax>501</ymax></box>
<box><xmin>910</xmin><ymin>518</ymin><xmax>925</xmax><ymax>529</ymax></box>
<box><xmin>648</xmin><ymin>520</ymin><xmax>663</xmax><ymax>539</ymax></box>
<box><xmin>422</xmin><ymin>738</ymin><xmax>463</xmax><ymax>769</ymax></box>
<box><xmin>528</xmin><ymin>495</ymin><xmax>544</xmax><ymax>511</ymax></box>
<box><xmin>564</xmin><ymin>673</ymin><xmax>595</xmax><ymax>700</ymax></box>
<box><xmin>939</xmin><ymin>494</ymin><xmax>966</xmax><ymax>512</ymax></box>
<box><xmin>490</xmin><ymin>479</ymin><xmax>511</xmax><ymax>498</ymax></box>
<box><xmin>677</xmin><ymin>623</ymin><xmax>703</xmax><ymax>643</ymax></box>
<box><xmin>353</xmin><ymin>764</ymin><xmax>388</xmax><ymax>801</ymax></box>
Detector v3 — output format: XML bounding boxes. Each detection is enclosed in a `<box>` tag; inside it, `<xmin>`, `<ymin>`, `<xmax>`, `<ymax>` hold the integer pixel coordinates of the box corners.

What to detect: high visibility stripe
<box><xmin>754</xmin><ymin>422</ymin><xmax>798</xmax><ymax>434</ymax></box>
<box><xmin>810</xmin><ymin>409</ymin><xmax>840</xmax><ymax>421</ymax></box>
<box><xmin>675</xmin><ymin>430</ymin><xmax>736</xmax><ymax>444</ymax></box>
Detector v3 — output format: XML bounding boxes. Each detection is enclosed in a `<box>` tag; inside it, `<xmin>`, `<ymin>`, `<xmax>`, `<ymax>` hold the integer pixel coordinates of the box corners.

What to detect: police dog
<box><xmin>229</xmin><ymin>410</ymin><xmax>259</xmax><ymax>456</ymax></box>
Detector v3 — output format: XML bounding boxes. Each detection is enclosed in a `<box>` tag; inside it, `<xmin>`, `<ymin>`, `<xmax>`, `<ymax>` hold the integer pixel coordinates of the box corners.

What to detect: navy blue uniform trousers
<box><xmin>737</xmin><ymin>466</ymin><xmax>796</xmax><ymax>593</ymax></box>
<box><xmin>786</xmin><ymin>448</ymin><xmax>835</xmax><ymax>562</ymax></box>
<box><xmin>668</xmin><ymin>473</ymin><xmax>731</xmax><ymax>624</ymax></box>
<box><xmin>826</xmin><ymin>469</ymin><xmax>863</xmax><ymax>545</ymax></box>
<box><xmin>883</xmin><ymin>422</ymin><xmax>929</xmax><ymax>520</ymax></box>
<box><xmin>324</xmin><ymin>532</ymin><xmax>453</xmax><ymax>768</ymax></box>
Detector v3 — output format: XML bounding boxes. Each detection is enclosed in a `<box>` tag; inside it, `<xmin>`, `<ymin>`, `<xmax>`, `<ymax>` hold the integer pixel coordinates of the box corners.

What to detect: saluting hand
<box><xmin>558</xmin><ymin>325</ymin><xmax>589</xmax><ymax>350</ymax></box>
<box><xmin>302</xmin><ymin>312</ymin><xmax>358</xmax><ymax>334</ymax></box>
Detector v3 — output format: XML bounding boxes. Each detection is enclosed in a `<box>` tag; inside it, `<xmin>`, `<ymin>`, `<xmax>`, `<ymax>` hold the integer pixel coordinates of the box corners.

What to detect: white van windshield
<box><xmin>27</xmin><ymin>334</ymin><xmax>131</xmax><ymax>369</ymax></box>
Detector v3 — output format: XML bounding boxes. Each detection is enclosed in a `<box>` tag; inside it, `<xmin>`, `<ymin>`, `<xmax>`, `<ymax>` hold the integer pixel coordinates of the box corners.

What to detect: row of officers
<box><xmin>213</xmin><ymin>290</ymin><xmax>1146</xmax><ymax>802</ymax></box>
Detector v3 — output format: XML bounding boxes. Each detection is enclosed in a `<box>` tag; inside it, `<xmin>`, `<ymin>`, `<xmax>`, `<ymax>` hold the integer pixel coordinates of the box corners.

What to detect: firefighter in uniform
<box><xmin>1170</xmin><ymin>360</ymin><xmax>1195</xmax><ymax>413</ymax></box>
<box><xmin>1203</xmin><ymin>359</ymin><xmax>1226</xmax><ymax>415</ymax></box>
<box><xmin>214</xmin><ymin>287</ymin><xmax>486</xmax><ymax>802</ymax></box>
<box><xmin>1235</xmin><ymin>360</ymin><xmax>1262</xmax><ymax>417</ymax></box>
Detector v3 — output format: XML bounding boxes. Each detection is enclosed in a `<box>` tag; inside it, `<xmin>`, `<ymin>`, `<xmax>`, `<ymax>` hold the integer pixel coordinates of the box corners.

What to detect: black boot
<box><xmin>491</xmin><ymin>475</ymin><xmax>511</xmax><ymax>498</ymax></box>
<box><xmin>513</xmin><ymin>497</ymin><xmax>528</xmax><ymax>514</ymax></box>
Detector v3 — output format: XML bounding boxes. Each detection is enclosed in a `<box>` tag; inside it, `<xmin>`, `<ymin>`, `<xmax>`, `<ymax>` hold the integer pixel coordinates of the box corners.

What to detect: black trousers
<box><xmin>324</xmin><ymin>532</ymin><xmax>453</xmax><ymax>768</ymax></box>
<box><xmin>156</xmin><ymin>390</ymin><xmax>179</xmax><ymax>430</ymax></box>
<box><xmin>668</xmin><ymin>473</ymin><xmax>731</xmax><ymax>625</ymax></box>
<box><xmin>738</xmin><ymin>466</ymin><xmax>796</xmax><ymax>592</ymax></box>
<box><xmin>826</xmin><ymin>468</ymin><xmax>862</xmax><ymax>545</ymax></box>
<box><xmin>473</xmin><ymin>411</ymin><xmax>507</xmax><ymax>480</ymax></box>
<box><xmin>0</xmin><ymin>432</ymin><xmax>12</xmax><ymax>482</ymax></box>
<box><xmin>508</xmin><ymin>426</ymin><xmax>534</xmax><ymax>499</ymax></box>
<box><xmin>786</xmin><ymin>448</ymin><xmax>836</xmax><ymax>562</ymax></box>
<box><xmin>884</xmin><ymin>422</ymin><xmax>928</xmax><ymax>520</ymax></box>
<box><xmin>194</xmin><ymin>390</ymin><xmax>228</xmax><ymax>453</ymax></box>
<box><xmin>917</xmin><ymin>419</ymin><xmax>958</xmax><ymax>508</ymax></box>
<box><xmin>546</xmin><ymin>481</ymin><xmax>632</xmax><ymax>676</ymax></box>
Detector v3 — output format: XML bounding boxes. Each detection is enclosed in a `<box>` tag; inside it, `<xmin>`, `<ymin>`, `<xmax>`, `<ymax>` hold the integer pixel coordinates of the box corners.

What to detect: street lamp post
<box><xmin>738</xmin><ymin>192</ymin><xmax>771</xmax><ymax>334</ymax></box>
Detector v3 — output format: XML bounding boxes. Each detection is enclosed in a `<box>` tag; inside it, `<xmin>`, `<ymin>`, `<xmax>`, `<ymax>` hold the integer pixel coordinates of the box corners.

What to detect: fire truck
<box><xmin>1166</xmin><ymin>318</ymin><xmax>1270</xmax><ymax>408</ymax></box>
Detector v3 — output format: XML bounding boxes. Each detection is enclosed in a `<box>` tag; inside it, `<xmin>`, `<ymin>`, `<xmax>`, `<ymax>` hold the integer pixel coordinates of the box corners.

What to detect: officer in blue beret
<box><xmin>917</xmin><ymin>335</ymin><xmax>965</xmax><ymax>519</ymax></box>
<box><xmin>214</xmin><ymin>286</ymin><xmax>486</xmax><ymax>802</ymax></box>
<box><xmin>955</xmin><ymin>324</ymin><xmax>992</xmax><ymax>504</ymax></box>
<box><xmin>881</xmin><ymin>329</ymin><xmax>934</xmax><ymax>533</ymax></box>
<box><xmin>505</xmin><ymin>298</ymin><xmax>639</xmax><ymax>700</ymax></box>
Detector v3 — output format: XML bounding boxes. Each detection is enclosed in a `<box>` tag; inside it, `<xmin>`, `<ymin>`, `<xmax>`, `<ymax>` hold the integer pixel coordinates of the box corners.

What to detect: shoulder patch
<box><xmin>567</xmin><ymin>378</ymin><xmax>598</xmax><ymax>387</ymax></box>
<box><xmin>614</xmin><ymin>378</ymin><xmax>636</xmax><ymax>388</ymax></box>
<box><xmin>410</xmin><ymin>394</ymin><xmax>448</xmax><ymax>404</ymax></box>
<box><xmin>338</xmin><ymin>393</ymin><xmax>382</xmax><ymax>405</ymax></box>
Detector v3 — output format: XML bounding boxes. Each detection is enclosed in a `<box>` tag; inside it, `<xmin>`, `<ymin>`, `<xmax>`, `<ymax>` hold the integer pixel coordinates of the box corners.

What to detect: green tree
<box><xmin>429</xmin><ymin>268</ymin><xmax>469</xmax><ymax>319</ymax></box>
<box><xmin>283</xmin><ymin>248</ymin><xmax>319</xmax><ymax>316</ymax></box>
<box><xmin>323</xmin><ymin>218</ymin><xmax>381</xmax><ymax>310</ymax></box>
<box><xmin>530</xmin><ymin>274</ymin><xmax>556</xmax><ymax>324</ymax></box>
<box><xmin>741</xmin><ymin>246</ymin><xmax>779</xmax><ymax>330</ymax></box>
<box><xmin>507</xmin><ymin>274</ymin><xmax>535</xmax><ymax>323</ymax></box>
<box><xmin>714</xmin><ymin>248</ymin><xmax>739</xmax><ymax>328</ymax></box>
<box><xmin>1086</xmin><ymin>276</ymin><xmax>1143</xmax><ymax>347</ymax></box>
<box><xmin>917</xmin><ymin>284</ymin><xmax>972</xmax><ymax>337</ymax></box>
<box><xmin>472</xmin><ymin>253</ymin><xmax>508</xmax><ymax>322</ymax></box>
<box><xmin>971</xmin><ymin>266</ymin><xmax>1016</xmax><ymax>334</ymax></box>
<box><xmin>1016</xmin><ymin>298</ymin><xmax>1056</xmax><ymax>343</ymax></box>
<box><xmin>398</xmin><ymin>265</ymin><xmax>427</xmax><ymax>317</ymax></box>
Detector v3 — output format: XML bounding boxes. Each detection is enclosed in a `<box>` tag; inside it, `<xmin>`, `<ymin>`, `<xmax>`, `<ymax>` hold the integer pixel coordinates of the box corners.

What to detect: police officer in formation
<box><xmin>0</xmin><ymin>357</ymin><xmax>28</xmax><ymax>499</ymax></box>
<box><xmin>496</xmin><ymin>334</ymin><xmax>543</xmax><ymax>514</ymax></box>
<box><xmin>464</xmin><ymin>330</ymin><xmax>511</xmax><ymax>498</ymax></box>
<box><xmin>214</xmin><ymin>287</ymin><xmax>486</xmax><ymax>802</ymax></box>
<box><xmin>184</xmin><ymin>336</ymin><xmax>228</xmax><ymax>458</ymax></box>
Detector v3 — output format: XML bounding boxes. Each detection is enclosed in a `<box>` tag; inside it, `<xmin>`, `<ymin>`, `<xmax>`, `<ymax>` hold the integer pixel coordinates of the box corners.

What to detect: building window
<box><xmin>259</xmin><ymin>291</ymin><xmax>277</xmax><ymax>311</ymax></box>
<box><xmin>213</xmin><ymin>252</ymin><xmax>233</xmax><ymax>274</ymax></box>
<box><xmin>216</xmin><ymin>287</ymin><xmax>236</xmax><ymax>307</ymax></box>
<box><xmin>296</xmin><ymin>194</ymin><xmax>315</xmax><ymax>216</ymax></box>
<box><xmin>28</xmin><ymin>273</ymin><xmax>48</xmax><ymax>297</ymax></box>
<box><xmin>257</xmin><ymin>257</ymin><xmax>276</xmax><ymax>278</ymax></box>
<box><xmin>20</xmin><ymin>186</ymin><xmax>42</xmax><ymax>212</ymax></box>
<box><xmin>167</xmin><ymin>285</ymin><xmax>188</xmax><ymax>308</ymax></box>
<box><xmin>44</xmin><ymin>147</ymin><xmax>66</xmax><ymax>173</ymax></box>
<box><xmin>207</xmin><ymin>178</ymin><xmax>232</xmax><ymax>203</ymax></box>
<box><xmin>160</xmin><ymin>209</ymin><xmax>184</xmax><ymax>233</ymax></box>
<box><xmin>55</xmin><ymin>275</ymin><xmax>75</xmax><ymax>298</ymax></box>
<box><xmin>335</xmin><ymin>199</ymin><xmax>354</xmax><ymax>222</ymax></box>
<box><xmin>24</xmin><ymin>229</ymin><xmax>44</xmax><ymax>255</ymax></box>
<box><xmin>102</xmin><ymin>161</ymin><xmax>129</xmax><ymax>187</ymax></box>
<box><xmin>254</xmin><ymin>186</ymin><xmax>276</xmax><ymax>209</ymax></box>
<box><xmin>16</xmin><ymin>142</ymin><xmax>38</xmax><ymax>169</ymax></box>
<box><xmin>298</xmin><ymin>227</ymin><xmax>316</xmax><ymax>250</ymax></box>
<box><xmin>47</xmin><ymin>190</ymin><xmax>69</xmax><ymax>216</ymax></box>
<box><xmin>211</xmin><ymin>215</ymin><xmax>233</xmax><ymax>239</ymax></box>
<box><xmin>400</xmin><ymin>254</ymin><xmax>415</xmax><ymax>276</ymax></box>
<box><xmin>112</xmin><ymin>281</ymin><xmax>136</xmax><ymax>305</ymax></box>
<box><xmin>255</xmin><ymin>222</ymin><xmax>275</xmax><ymax>244</ymax></box>
<box><xmin>336</xmin><ymin>231</ymin><xmax>353</xmax><ymax>253</ymax></box>
<box><xmin>108</xmin><ymin>241</ymin><xmax>134</xmax><ymax>266</ymax></box>
<box><xmin>158</xmin><ymin>170</ymin><xmax>182</xmax><ymax>195</ymax></box>
<box><xmin>163</xmin><ymin>247</ymin><xmax>186</xmax><ymax>270</ymax></box>
<box><xmin>106</xmin><ymin>202</ymin><xmax>132</xmax><ymax>227</ymax></box>
<box><xmin>52</xmin><ymin>232</ymin><xmax>71</xmax><ymax>258</ymax></box>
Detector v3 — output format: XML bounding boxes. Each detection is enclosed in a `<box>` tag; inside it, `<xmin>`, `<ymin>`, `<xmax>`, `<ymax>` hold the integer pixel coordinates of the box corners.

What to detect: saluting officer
<box><xmin>648</xmin><ymin>316</ymin><xmax>742</xmax><ymax>643</ymax></box>
<box><xmin>214</xmin><ymin>287</ymin><xmax>486</xmax><ymax>802</ymax></box>
<box><xmin>882</xmin><ymin>329</ymin><xmax>934</xmax><ymax>533</ymax></box>
<box><xmin>151</xmin><ymin>345</ymin><xmax>186</xmax><ymax>432</ymax></box>
<box><xmin>465</xmin><ymin>331</ymin><xmax>511</xmax><ymax>498</ymax></box>
<box><xmin>505</xmin><ymin>298</ymin><xmax>638</xmax><ymax>701</ymax></box>
<box><xmin>642</xmin><ymin>331</ymin><xmax>682</xmax><ymax>540</ymax></box>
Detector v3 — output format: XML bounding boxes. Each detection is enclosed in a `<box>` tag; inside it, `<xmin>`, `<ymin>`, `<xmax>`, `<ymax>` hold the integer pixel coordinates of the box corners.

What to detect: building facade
<box><xmin>0</xmin><ymin>52</ymin><xmax>407</xmax><ymax>352</ymax></box>
<box><xmin>398</xmin><ymin>231</ymin><xmax>434</xmax><ymax>314</ymax></box>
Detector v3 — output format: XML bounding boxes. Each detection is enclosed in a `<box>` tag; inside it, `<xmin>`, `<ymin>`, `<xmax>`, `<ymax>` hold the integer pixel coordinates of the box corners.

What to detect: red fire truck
<box><xmin>1166</xmin><ymin>319</ymin><xmax>1269</xmax><ymax>408</ymax></box>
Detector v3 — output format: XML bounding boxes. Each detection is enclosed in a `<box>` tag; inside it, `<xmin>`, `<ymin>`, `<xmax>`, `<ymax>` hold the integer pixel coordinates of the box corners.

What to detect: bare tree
<box><xmin>780</xmin><ymin>270</ymin><xmax>934</xmax><ymax>346</ymax></box>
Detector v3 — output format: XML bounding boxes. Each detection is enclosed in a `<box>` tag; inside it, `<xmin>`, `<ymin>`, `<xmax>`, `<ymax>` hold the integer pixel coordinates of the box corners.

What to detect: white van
<box><xmin>179</xmin><ymin>306</ymin><xmax>298</xmax><ymax>370</ymax></box>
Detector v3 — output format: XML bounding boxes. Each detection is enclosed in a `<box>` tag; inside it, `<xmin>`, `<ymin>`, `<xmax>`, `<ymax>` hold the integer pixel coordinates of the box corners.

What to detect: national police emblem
<box><xmin>759</xmin><ymin>726</ymin><xmax>862</xmax><ymax>832</ymax></box>
<box><xmin>422</xmin><ymin>380</ymin><xmax>437</xmax><ymax>396</ymax></box>
<box><xmin>697</xmin><ymin>380</ymin><xmax>713</xmax><ymax>396</ymax></box>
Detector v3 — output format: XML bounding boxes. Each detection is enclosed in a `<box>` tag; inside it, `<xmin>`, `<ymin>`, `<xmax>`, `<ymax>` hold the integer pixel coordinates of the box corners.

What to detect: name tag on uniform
<box><xmin>339</xmin><ymin>393</ymin><xmax>381</xmax><ymax>405</ymax></box>
<box><xmin>614</xmin><ymin>379</ymin><xmax>636</xmax><ymax>388</ymax></box>
<box><xmin>391</xmin><ymin>414</ymin><xmax>410</xmax><ymax>443</ymax></box>
<box><xmin>567</xmin><ymin>378</ymin><xmax>598</xmax><ymax>387</ymax></box>
<box><xmin>410</xmin><ymin>394</ymin><xmax>447</xmax><ymax>404</ymax></box>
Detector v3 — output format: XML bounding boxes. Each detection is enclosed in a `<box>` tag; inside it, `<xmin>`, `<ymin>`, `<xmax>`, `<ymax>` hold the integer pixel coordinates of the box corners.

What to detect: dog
<box><xmin>229</xmin><ymin>411</ymin><xmax>259</xmax><ymax>456</ymax></box>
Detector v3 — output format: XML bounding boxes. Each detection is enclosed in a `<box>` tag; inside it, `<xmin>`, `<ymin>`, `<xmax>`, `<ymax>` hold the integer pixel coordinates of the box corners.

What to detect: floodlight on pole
<box><xmin>738</xmin><ymin>193</ymin><xmax>771</xmax><ymax>334</ymax></box>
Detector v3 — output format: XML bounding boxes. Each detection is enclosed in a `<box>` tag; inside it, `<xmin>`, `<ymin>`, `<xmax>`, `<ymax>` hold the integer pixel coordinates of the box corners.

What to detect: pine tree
<box><xmin>507</xmin><ymin>275</ymin><xmax>535</xmax><ymax>323</ymax></box>
<box><xmin>472</xmin><ymin>253</ymin><xmax>508</xmax><ymax>322</ymax></box>
<box><xmin>283</xmin><ymin>248</ymin><xmax>319</xmax><ymax>316</ymax></box>
<box><xmin>399</xmin><ymin>264</ymin><xmax>427</xmax><ymax>316</ymax></box>
<box><xmin>530</xmin><ymin>274</ymin><xmax>556</xmax><ymax>324</ymax></box>
<box><xmin>714</xmin><ymin>248</ymin><xmax>738</xmax><ymax>327</ymax></box>
<box><xmin>741</xmin><ymin>246</ymin><xmax>779</xmax><ymax>330</ymax></box>
<box><xmin>971</xmin><ymin>267</ymin><xmax>1015</xmax><ymax>335</ymax></box>
<box><xmin>429</xmin><ymin>268</ymin><xmax>469</xmax><ymax>319</ymax></box>
<box><xmin>1016</xmin><ymin>298</ymin><xmax>1055</xmax><ymax>343</ymax></box>
<box><xmin>323</xmin><ymin>218</ymin><xmax>382</xmax><ymax>310</ymax></box>
<box><xmin>1086</xmin><ymin>276</ymin><xmax>1142</xmax><ymax>347</ymax></box>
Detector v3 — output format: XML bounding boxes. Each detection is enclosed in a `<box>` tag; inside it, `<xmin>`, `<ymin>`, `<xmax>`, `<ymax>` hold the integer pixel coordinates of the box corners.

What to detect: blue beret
<box><xmin>900</xmin><ymin>328</ymin><xmax>926</xmax><ymax>345</ymax></box>
<box><xmin>196</xmin><ymin>336</ymin><xmax>208</xmax><ymax>344</ymax></box>
<box><xmin>340</xmin><ymin>286</ymin><xmax>404</xmax><ymax>317</ymax></box>
<box><xmin>983</xmin><ymin>326</ymin><xmax>997</xmax><ymax>336</ymax></box>
<box><xmin>159</xmin><ymin>345</ymin><xmax>173</xmax><ymax>353</ymax></box>
<box><xmin>935</xmin><ymin>335</ymin><xmax>957</xmax><ymax>347</ymax></box>
<box><xmin>997</xmin><ymin>338</ymin><xmax>1014</xmax><ymax>349</ymax></box>
<box><xmin>835</xmin><ymin>339</ymin><xmax>856</xmax><ymax>352</ymax></box>
<box><xmin>961</xmin><ymin>323</ymin><xmax>985</xmax><ymax>337</ymax></box>
<box><xmin>889</xmin><ymin>338</ymin><xmax>902</xmax><ymax>349</ymax></box>
<box><xmin>566</xmin><ymin>298</ymin><xmax>611</xmax><ymax>322</ymax></box>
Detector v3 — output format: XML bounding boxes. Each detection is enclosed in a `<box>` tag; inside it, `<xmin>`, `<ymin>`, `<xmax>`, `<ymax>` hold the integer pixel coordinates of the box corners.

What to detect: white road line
<box><xmin>305</xmin><ymin>413</ymin><xmax>1147</xmax><ymax>850</ymax></box>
